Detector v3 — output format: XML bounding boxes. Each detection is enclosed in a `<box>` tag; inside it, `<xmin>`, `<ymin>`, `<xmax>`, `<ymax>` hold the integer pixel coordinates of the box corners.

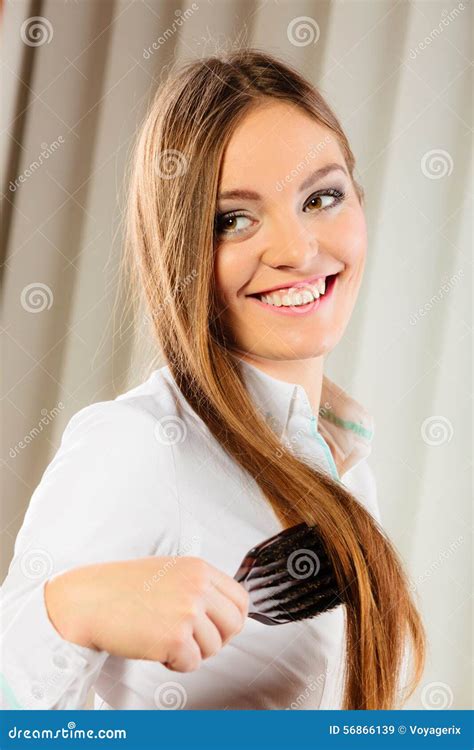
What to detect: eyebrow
<box><xmin>217</xmin><ymin>163</ymin><xmax>348</xmax><ymax>202</ymax></box>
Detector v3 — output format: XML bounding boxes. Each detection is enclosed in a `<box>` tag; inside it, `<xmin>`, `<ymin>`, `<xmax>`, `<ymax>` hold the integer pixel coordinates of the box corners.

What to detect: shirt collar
<box><xmin>235</xmin><ymin>356</ymin><xmax>375</xmax><ymax>476</ymax></box>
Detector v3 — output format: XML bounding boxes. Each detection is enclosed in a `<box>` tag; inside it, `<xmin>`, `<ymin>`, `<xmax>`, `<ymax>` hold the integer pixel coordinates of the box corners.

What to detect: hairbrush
<box><xmin>233</xmin><ymin>522</ymin><xmax>343</xmax><ymax>625</ymax></box>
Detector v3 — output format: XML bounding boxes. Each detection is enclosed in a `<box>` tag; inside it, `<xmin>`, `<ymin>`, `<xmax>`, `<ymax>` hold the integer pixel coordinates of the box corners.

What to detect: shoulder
<box><xmin>45</xmin><ymin>365</ymin><xmax>186</xmax><ymax>519</ymax></box>
<box><xmin>60</xmin><ymin>364</ymin><xmax>183</xmax><ymax>455</ymax></box>
<box><xmin>21</xmin><ymin>365</ymin><xmax>184</xmax><ymax>564</ymax></box>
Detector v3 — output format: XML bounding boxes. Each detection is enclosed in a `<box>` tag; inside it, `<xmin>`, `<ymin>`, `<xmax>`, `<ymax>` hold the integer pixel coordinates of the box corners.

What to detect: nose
<box><xmin>261</xmin><ymin>213</ymin><xmax>319</xmax><ymax>271</ymax></box>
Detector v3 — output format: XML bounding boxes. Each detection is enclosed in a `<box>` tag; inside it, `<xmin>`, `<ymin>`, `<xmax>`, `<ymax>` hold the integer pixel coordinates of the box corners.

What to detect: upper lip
<box><xmin>246</xmin><ymin>271</ymin><xmax>340</xmax><ymax>297</ymax></box>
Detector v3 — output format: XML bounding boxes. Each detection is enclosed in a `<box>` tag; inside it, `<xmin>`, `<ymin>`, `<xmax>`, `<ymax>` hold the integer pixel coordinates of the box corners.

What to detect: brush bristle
<box><xmin>235</xmin><ymin>523</ymin><xmax>343</xmax><ymax>625</ymax></box>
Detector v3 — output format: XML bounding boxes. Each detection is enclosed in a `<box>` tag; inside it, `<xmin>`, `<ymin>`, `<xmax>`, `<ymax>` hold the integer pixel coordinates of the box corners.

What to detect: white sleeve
<box><xmin>0</xmin><ymin>400</ymin><xmax>180</xmax><ymax>710</ymax></box>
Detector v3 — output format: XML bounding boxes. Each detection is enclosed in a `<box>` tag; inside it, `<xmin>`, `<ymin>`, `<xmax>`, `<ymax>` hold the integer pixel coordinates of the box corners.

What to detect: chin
<box><xmin>288</xmin><ymin>328</ymin><xmax>344</xmax><ymax>357</ymax></box>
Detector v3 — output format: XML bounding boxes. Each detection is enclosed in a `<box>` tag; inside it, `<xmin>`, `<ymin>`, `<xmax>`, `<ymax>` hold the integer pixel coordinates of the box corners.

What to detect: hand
<box><xmin>45</xmin><ymin>555</ymin><xmax>249</xmax><ymax>672</ymax></box>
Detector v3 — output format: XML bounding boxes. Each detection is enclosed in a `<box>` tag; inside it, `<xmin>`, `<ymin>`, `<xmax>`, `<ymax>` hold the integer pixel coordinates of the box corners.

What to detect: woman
<box><xmin>1</xmin><ymin>49</ymin><xmax>425</xmax><ymax>710</ymax></box>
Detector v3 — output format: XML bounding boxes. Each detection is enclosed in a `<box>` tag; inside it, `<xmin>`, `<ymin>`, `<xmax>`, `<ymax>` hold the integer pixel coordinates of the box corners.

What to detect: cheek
<box><xmin>331</xmin><ymin>207</ymin><xmax>367</xmax><ymax>267</ymax></box>
<box><xmin>214</xmin><ymin>244</ymin><xmax>255</xmax><ymax>305</ymax></box>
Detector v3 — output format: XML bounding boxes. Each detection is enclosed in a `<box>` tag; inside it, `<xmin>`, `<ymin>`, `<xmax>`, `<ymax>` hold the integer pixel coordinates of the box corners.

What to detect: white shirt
<box><xmin>1</xmin><ymin>358</ymin><xmax>381</xmax><ymax>710</ymax></box>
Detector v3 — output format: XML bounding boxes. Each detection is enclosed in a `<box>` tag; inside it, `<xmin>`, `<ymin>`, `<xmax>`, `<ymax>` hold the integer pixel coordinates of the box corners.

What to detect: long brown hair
<box><xmin>123</xmin><ymin>48</ymin><xmax>425</xmax><ymax>709</ymax></box>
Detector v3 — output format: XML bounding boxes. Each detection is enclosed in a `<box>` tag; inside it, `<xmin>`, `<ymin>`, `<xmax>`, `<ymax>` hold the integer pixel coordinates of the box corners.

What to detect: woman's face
<box><xmin>214</xmin><ymin>101</ymin><xmax>367</xmax><ymax>361</ymax></box>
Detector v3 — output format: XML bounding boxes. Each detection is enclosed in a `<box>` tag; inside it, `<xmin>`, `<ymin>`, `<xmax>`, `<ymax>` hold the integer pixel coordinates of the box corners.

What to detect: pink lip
<box><xmin>246</xmin><ymin>272</ymin><xmax>338</xmax><ymax>297</ymax></box>
<box><xmin>247</xmin><ymin>273</ymin><xmax>338</xmax><ymax>316</ymax></box>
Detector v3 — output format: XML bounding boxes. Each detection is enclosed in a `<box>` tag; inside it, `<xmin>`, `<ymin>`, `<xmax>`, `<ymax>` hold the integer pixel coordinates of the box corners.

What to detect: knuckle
<box><xmin>206</xmin><ymin>635</ymin><xmax>223</xmax><ymax>659</ymax></box>
<box><xmin>169</xmin><ymin>626</ymin><xmax>189</xmax><ymax>651</ymax></box>
<box><xmin>183</xmin><ymin>557</ymin><xmax>209</xmax><ymax>589</ymax></box>
<box><xmin>184</xmin><ymin>600</ymin><xmax>201</xmax><ymax>622</ymax></box>
<box><xmin>223</xmin><ymin>610</ymin><xmax>244</xmax><ymax>642</ymax></box>
<box><xmin>183</xmin><ymin>653</ymin><xmax>202</xmax><ymax>673</ymax></box>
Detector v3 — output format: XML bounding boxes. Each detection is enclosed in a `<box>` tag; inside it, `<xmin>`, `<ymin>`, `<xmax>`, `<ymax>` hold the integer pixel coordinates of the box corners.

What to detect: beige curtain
<box><xmin>1</xmin><ymin>0</ymin><xmax>471</xmax><ymax>709</ymax></box>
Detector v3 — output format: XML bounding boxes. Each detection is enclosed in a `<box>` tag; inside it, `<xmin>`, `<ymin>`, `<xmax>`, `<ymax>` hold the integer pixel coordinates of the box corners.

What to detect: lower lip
<box><xmin>246</xmin><ymin>274</ymin><xmax>338</xmax><ymax>316</ymax></box>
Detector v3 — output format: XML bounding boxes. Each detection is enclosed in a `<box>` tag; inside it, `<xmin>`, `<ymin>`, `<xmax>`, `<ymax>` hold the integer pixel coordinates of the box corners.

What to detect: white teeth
<box><xmin>258</xmin><ymin>278</ymin><xmax>329</xmax><ymax>307</ymax></box>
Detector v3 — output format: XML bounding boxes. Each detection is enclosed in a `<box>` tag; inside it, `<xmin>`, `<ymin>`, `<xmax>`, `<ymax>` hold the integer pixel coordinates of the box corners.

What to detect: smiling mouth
<box><xmin>246</xmin><ymin>273</ymin><xmax>340</xmax><ymax>307</ymax></box>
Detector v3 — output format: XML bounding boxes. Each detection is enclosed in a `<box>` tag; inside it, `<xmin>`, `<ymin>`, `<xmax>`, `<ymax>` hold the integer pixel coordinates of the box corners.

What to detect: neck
<box><xmin>236</xmin><ymin>352</ymin><xmax>324</xmax><ymax>416</ymax></box>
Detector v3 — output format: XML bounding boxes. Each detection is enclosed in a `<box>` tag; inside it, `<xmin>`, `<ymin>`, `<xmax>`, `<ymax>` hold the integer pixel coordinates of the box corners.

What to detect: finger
<box><xmin>204</xmin><ymin>585</ymin><xmax>246</xmax><ymax>644</ymax></box>
<box><xmin>163</xmin><ymin>632</ymin><xmax>202</xmax><ymax>673</ymax></box>
<box><xmin>209</xmin><ymin>566</ymin><xmax>249</xmax><ymax>616</ymax></box>
<box><xmin>192</xmin><ymin>613</ymin><xmax>223</xmax><ymax>659</ymax></box>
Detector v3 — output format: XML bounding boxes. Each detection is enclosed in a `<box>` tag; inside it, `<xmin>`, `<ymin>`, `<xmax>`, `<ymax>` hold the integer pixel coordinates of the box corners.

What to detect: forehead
<box><xmin>219</xmin><ymin>101</ymin><xmax>346</xmax><ymax>189</ymax></box>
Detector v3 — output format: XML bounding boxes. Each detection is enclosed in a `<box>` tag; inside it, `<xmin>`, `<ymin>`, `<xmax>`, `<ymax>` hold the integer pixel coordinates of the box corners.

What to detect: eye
<box><xmin>304</xmin><ymin>187</ymin><xmax>345</xmax><ymax>212</ymax></box>
<box><xmin>214</xmin><ymin>211</ymin><xmax>253</xmax><ymax>237</ymax></box>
